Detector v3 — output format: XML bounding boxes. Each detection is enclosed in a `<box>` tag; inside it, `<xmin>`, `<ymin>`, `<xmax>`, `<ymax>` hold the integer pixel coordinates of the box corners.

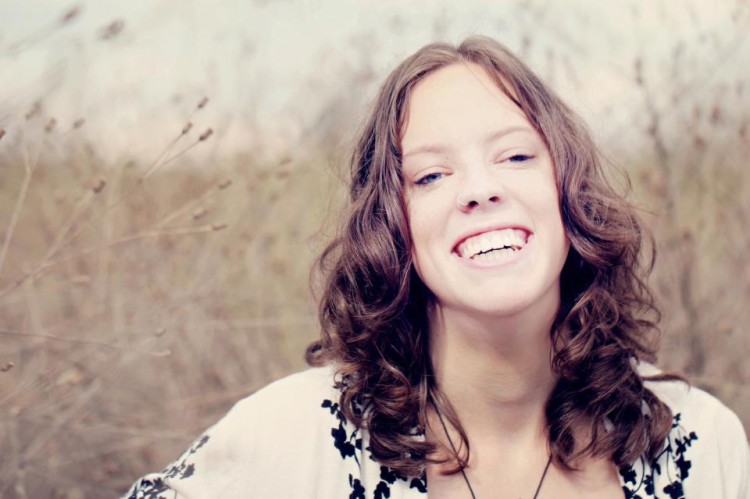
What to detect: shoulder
<box><xmin>622</xmin><ymin>362</ymin><xmax>749</xmax><ymax>498</ymax></box>
<box><xmin>225</xmin><ymin>365</ymin><xmax>341</xmax><ymax>426</ymax></box>
<box><xmin>193</xmin><ymin>365</ymin><xmax>346</xmax><ymax>465</ymax></box>
<box><xmin>639</xmin><ymin>362</ymin><xmax>746</xmax><ymax>445</ymax></box>
<box><xmin>124</xmin><ymin>365</ymin><xmax>367</xmax><ymax>498</ymax></box>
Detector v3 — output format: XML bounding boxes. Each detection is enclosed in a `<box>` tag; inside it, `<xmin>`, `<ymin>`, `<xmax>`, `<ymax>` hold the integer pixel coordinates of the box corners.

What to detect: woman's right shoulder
<box><xmin>122</xmin><ymin>364</ymin><xmax>367</xmax><ymax>499</ymax></box>
<box><xmin>226</xmin><ymin>365</ymin><xmax>342</xmax><ymax>424</ymax></box>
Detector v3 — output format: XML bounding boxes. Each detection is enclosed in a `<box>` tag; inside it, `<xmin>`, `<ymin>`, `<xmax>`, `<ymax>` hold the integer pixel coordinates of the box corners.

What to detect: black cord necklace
<box><xmin>434</xmin><ymin>406</ymin><xmax>552</xmax><ymax>499</ymax></box>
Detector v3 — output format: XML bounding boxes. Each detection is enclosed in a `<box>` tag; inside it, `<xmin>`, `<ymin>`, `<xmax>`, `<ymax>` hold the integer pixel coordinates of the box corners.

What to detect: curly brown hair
<box><xmin>306</xmin><ymin>36</ymin><xmax>677</xmax><ymax>477</ymax></box>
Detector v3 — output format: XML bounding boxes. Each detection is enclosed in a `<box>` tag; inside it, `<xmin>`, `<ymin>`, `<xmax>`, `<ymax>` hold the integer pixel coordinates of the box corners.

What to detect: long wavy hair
<box><xmin>306</xmin><ymin>36</ymin><xmax>677</xmax><ymax>476</ymax></box>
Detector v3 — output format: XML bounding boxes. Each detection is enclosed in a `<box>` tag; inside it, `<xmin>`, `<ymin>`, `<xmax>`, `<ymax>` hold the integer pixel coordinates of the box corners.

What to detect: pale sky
<box><xmin>1</xmin><ymin>0</ymin><xmax>748</xmax><ymax>163</ymax></box>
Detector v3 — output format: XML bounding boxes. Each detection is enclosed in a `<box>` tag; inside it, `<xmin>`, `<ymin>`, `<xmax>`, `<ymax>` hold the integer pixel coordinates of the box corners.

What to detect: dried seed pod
<box><xmin>192</xmin><ymin>207</ymin><xmax>208</xmax><ymax>220</ymax></box>
<box><xmin>73</xmin><ymin>118</ymin><xmax>85</xmax><ymax>129</ymax></box>
<box><xmin>92</xmin><ymin>178</ymin><xmax>106</xmax><ymax>193</ymax></box>
<box><xmin>218</xmin><ymin>179</ymin><xmax>232</xmax><ymax>189</ymax></box>
<box><xmin>0</xmin><ymin>128</ymin><xmax>5</xmax><ymax>141</ymax></box>
<box><xmin>70</xmin><ymin>274</ymin><xmax>90</xmax><ymax>284</ymax></box>
<box><xmin>154</xmin><ymin>327</ymin><xmax>166</xmax><ymax>337</ymax></box>
<box><xmin>45</xmin><ymin>118</ymin><xmax>57</xmax><ymax>133</ymax></box>
<box><xmin>25</xmin><ymin>102</ymin><xmax>41</xmax><ymax>120</ymax></box>
<box><xmin>211</xmin><ymin>222</ymin><xmax>227</xmax><ymax>231</ymax></box>
<box><xmin>710</xmin><ymin>106</ymin><xmax>722</xmax><ymax>125</ymax></box>
<box><xmin>197</xmin><ymin>97</ymin><xmax>209</xmax><ymax>109</ymax></box>
<box><xmin>100</xmin><ymin>19</ymin><xmax>124</xmax><ymax>40</ymax></box>
<box><xmin>634</xmin><ymin>57</ymin><xmax>644</xmax><ymax>86</ymax></box>
<box><xmin>199</xmin><ymin>128</ymin><xmax>213</xmax><ymax>141</ymax></box>
<box><xmin>1</xmin><ymin>362</ymin><xmax>15</xmax><ymax>373</ymax></box>
<box><xmin>181</xmin><ymin>121</ymin><xmax>193</xmax><ymax>135</ymax></box>
<box><xmin>61</xmin><ymin>6</ymin><xmax>80</xmax><ymax>24</ymax></box>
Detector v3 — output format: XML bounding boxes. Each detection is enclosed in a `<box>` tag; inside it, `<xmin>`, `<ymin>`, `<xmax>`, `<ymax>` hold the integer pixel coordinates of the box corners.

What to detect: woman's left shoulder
<box><xmin>638</xmin><ymin>362</ymin><xmax>745</xmax><ymax>440</ymax></box>
<box><xmin>625</xmin><ymin>362</ymin><xmax>750</xmax><ymax>498</ymax></box>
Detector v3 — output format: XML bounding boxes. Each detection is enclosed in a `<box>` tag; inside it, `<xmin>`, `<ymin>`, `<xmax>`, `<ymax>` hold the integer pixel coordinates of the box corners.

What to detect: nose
<box><xmin>456</xmin><ymin>168</ymin><xmax>505</xmax><ymax>211</ymax></box>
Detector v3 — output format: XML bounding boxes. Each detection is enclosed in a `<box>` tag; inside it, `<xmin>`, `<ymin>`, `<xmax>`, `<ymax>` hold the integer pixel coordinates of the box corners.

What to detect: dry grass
<box><xmin>0</xmin><ymin>107</ymin><xmax>344</xmax><ymax>497</ymax></box>
<box><xmin>1</xmin><ymin>17</ymin><xmax>749</xmax><ymax>498</ymax></box>
<box><xmin>1</xmin><ymin>95</ymin><xmax>747</xmax><ymax>498</ymax></box>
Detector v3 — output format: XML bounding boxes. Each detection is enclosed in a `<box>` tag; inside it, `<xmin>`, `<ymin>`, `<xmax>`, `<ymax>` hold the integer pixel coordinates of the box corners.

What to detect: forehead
<box><xmin>400</xmin><ymin>62</ymin><xmax>533</xmax><ymax>154</ymax></box>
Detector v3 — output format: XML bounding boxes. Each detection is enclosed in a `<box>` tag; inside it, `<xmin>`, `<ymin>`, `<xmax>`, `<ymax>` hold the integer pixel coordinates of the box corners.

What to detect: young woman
<box><xmin>125</xmin><ymin>36</ymin><xmax>749</xmax><ymax>498</ymax></box>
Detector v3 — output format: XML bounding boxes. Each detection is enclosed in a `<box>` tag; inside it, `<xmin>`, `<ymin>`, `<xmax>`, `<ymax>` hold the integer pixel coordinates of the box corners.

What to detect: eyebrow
<box><xmin>401</xmin><ymin>125</ymin><xmax>534</xmax><ymax>160</ymax></box>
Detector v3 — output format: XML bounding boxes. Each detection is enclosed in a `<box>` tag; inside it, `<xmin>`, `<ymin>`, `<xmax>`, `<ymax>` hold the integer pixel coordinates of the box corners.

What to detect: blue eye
<box><xmin>415</xmin><ymin>172</ymin><xmax>444</xmax><ymax>186</ymax></box>
<box><xmin>507</xmin><ymin>154</ymin><xmax>534</xmax><ymax>163</ymax></box>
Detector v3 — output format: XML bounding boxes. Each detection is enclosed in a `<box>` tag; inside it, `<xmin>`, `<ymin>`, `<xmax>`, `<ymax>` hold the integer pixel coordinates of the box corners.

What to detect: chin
<box><xmin>432</xmin><ymin>276</ymin><xmax>563</xmax><ymax>321</ymax></box>
<box><xmin>449</xmin><ymin>293</ymin><xmax>542</xmax><ymax>319</ymax></box>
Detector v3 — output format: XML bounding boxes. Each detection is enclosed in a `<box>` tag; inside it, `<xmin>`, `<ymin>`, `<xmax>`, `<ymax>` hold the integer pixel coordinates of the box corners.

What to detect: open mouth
<box><xmin>454</xmin><ymin>228</ymin><xmax>529</xmax><ymax>261</ymax></box>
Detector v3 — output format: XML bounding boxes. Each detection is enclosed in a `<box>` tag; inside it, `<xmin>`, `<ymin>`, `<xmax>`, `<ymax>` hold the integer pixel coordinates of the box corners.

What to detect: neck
<box><xmin>428</xmin><ymin>298</ymin><xmax>559</xmax><ymax>442</ymax></box>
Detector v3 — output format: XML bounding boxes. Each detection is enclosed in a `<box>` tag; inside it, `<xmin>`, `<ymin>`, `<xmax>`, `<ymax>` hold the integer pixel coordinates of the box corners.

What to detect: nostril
<box><xmin>488</xmin><ymin>195</ymin><xmax>500</xmax><ymax>203</ymax></box>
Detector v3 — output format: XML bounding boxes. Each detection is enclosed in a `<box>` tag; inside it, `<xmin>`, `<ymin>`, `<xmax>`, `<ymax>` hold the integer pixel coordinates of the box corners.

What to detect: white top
<box><xmin>124</xmin><ymin>365</ymin><xmax>749</xmax><ymax>498</ymax></box>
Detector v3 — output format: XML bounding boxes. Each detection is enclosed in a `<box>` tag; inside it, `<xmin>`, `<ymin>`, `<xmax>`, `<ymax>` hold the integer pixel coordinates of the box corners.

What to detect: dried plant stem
<box><xmin>0</xmin><ymin>224</ymin><xmax>222</xmax><ymax>299</ymax></box>
<box><xmin>23</xmin><ymin>278</ymin><xmax>44</xmax><ymax>355</ymax></box>
<box><xmin>2</xmin><ymin>419</ymin><xmax>23</xmax><ymax>497</ymax></box>
<box><xmin>50</xmin><ymin>130</ymin><xmax>208</xmax><ymax>254</ymax></box>
<box><xmin>74</xmin><ymin>130</ymin><xmax>189</xmax><ymax>236</ymax></box>
<box><xmin>136</xmin><ymin>100</ymin><xmax>209</xmax><ymax>184</ymax></box>
<box><xmin>0</xmin><ymin>127</ymin><xmax>49</xmax><ymax>278</ymax></box>
<box><xmin>52</xmin><ymin>194</ymin><xmax>116</xmax><ymax>259</ymax></box>
<box><xmin>44</xmin><ymin>435</ymin><xmax>188</xmax><ymax>471</ymax></box>
<box><xmin>188</xmin><ymin>316</ymin><xmax>317</xmax><ymax>331</ymax></box>
<box><xmin>41</xmin><ymin>190</ymin><xmax>96</xmax><ymax>262</ymax></box>
<box><xmin>146</xmin><ymin>138</ymin><xmax>204</xmax><ymax>173</ymax></box>
<box><xmin>21</xmin><ymin>327</ymin><xmax>170</xmax><ymax>466</ymax></box>
<box><xmin>0</xmin><ymin>165</ymin><xmax>33</xmax><ymax>277</ymax></box>
<box><xmin>22</xmin><ymin>378</ymin><xmax>103</xmax><ymax>461</ymax></box>
<box><xmin>155</xmin><ymin>183</ymin><xmax>221</xmax><ymax>228</ymax></box>
<box><xmin>0</xmin><ymin>330</ymin><xmax>121</xmax><ymax>350</ymax></box>
<box><xmin>138</xmin><ymin>133</ymin><xmax>184</xmax><ymax>184</ymax></box>
<box><xmin>0</xmin><ymin>333</ymin><xmax>159</xmax><ymax>408</ymax></box>
<box><xmin>42</xmin><ymin>123</ymin><xmax>214</xmax><ymax>256</ymax></box>
<box><xmin>17</xmin><ymin>465</ymin><xmax>118</xmax><ymax>496</ymax></box>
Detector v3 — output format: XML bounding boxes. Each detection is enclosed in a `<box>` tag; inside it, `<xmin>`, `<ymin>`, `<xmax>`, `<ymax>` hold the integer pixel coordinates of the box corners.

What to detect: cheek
<box><xmin>407</xmin><ymin>199</ymin><xmax>446</xmax><ymax>270</ymax></box>
<box><xmin>519</xmin><ymin>171</ymin><xmax>563</xmax><ymax>220</ymax></box>
<box><xmin>408</xmin><ymin>202</ymin><xmax>443</xmax><ymax>246</ymax></box>
<box><xmin>549</xmin><ymin>205</ymin><xmax>571</xmax><ymax>265</ymax></box>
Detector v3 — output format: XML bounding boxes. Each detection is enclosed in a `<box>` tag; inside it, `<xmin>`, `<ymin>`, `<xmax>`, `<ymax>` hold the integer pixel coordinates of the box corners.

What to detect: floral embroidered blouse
<box><xmin>124</xmin><ymin>365</ymin><xmax>749</xmax><ymax>499</ymax></box>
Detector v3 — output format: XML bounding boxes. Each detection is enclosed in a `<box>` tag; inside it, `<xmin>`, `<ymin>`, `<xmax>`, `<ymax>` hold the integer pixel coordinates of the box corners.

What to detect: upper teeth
<box><xmin>456</xmin><ymin>229</ymin><xmax>527</xmax><ymax>259</ymax></box>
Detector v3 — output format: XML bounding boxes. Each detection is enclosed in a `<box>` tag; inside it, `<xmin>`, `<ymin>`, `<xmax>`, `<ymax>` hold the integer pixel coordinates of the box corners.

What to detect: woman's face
<box><xmin>400</xmin><ymin>62</ymin><xmax>570</xmax><ymax>320</ymax></box>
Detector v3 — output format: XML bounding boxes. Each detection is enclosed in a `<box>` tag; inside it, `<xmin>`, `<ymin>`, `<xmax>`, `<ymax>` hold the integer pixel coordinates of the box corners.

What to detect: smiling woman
<box><xmin>401</xmin><ymin>63</ymin><xmax>569</xmax><ymax>321</ymax></box>
<box><xmin>123</xmin><ymin>37</ymin><xmax>749</xmax><ymax>499</ymax></box>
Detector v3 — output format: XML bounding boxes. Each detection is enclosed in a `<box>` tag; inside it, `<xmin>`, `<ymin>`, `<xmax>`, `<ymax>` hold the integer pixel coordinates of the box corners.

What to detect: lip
<box><xmin>451</xmin><ymin>224</ymin><xmax>532</xmax><ymax>256</ymax></box>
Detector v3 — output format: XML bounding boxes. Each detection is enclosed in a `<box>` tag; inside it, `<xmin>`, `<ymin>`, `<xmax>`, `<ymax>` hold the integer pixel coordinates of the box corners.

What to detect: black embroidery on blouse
<box><xmin>373</xmin><ymin>464</ymin><xmax>428</xmax><ymax>498</ymax></box>
<box><xmin>619</xmin><ymin>413</ymin><xmax>698</xmax><ymax>499</ymax></box>
<box><xmin>322</xmin><ymin>399</ymin><xmax>362</xmax><ymax>464</ymax></box>
<box><xmin>125</xmin><ymin>434</ymin><xmax>210</xmax><ymax>498</ymax></box>
<box><xmin>410</xmin><ymin>476</ymin><xmax>428</xmax><ymax>493</ymax></box>
<box><xmin>348</xmin><ymin>473</ymin><xmax>366</xmax><ymax>499</ymax></box>
<box><xmin>323</xmin><ymin>398</ymin><xmax>428</xmax><ymax>497</ymax></box>
<box><xmin>125</xmin><ymin>477</ymin><xmax>171</xmax><ymax>499</ymax></box>
<box><xmin>323</xmin><ymin>397</ymin><xmax>365</xmax><ymax>498</ymax></box>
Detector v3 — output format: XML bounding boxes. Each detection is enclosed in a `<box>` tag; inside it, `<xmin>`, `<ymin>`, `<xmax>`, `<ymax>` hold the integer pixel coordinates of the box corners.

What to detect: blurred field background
<box><xmin>1</xmin><ymin>0</ymin><xmax>749</xmax><ymax>497</ymax></box>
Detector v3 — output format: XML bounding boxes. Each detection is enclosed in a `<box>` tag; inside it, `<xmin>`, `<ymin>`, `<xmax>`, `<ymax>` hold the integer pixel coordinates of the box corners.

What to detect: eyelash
<box><xmin>412</xmin><ymin>154</ymin><xmax>535</xmax><ymax>187</ymax></box>
<box><xmin>414</xmin><ymin>172</ymin><xmax>444</xmax><ymax>186</ymax></box>
<box><xmin>504</xmin><ymin>153</ymin><xmax>534</xmax><ymax>163</ymax></box>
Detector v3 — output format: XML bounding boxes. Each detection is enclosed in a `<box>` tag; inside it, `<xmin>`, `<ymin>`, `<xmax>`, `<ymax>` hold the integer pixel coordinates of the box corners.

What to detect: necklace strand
<box><xmin>435</xmin><ymin>406</ymin><xmax>552</xmax><ymax>499</ymax></box>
